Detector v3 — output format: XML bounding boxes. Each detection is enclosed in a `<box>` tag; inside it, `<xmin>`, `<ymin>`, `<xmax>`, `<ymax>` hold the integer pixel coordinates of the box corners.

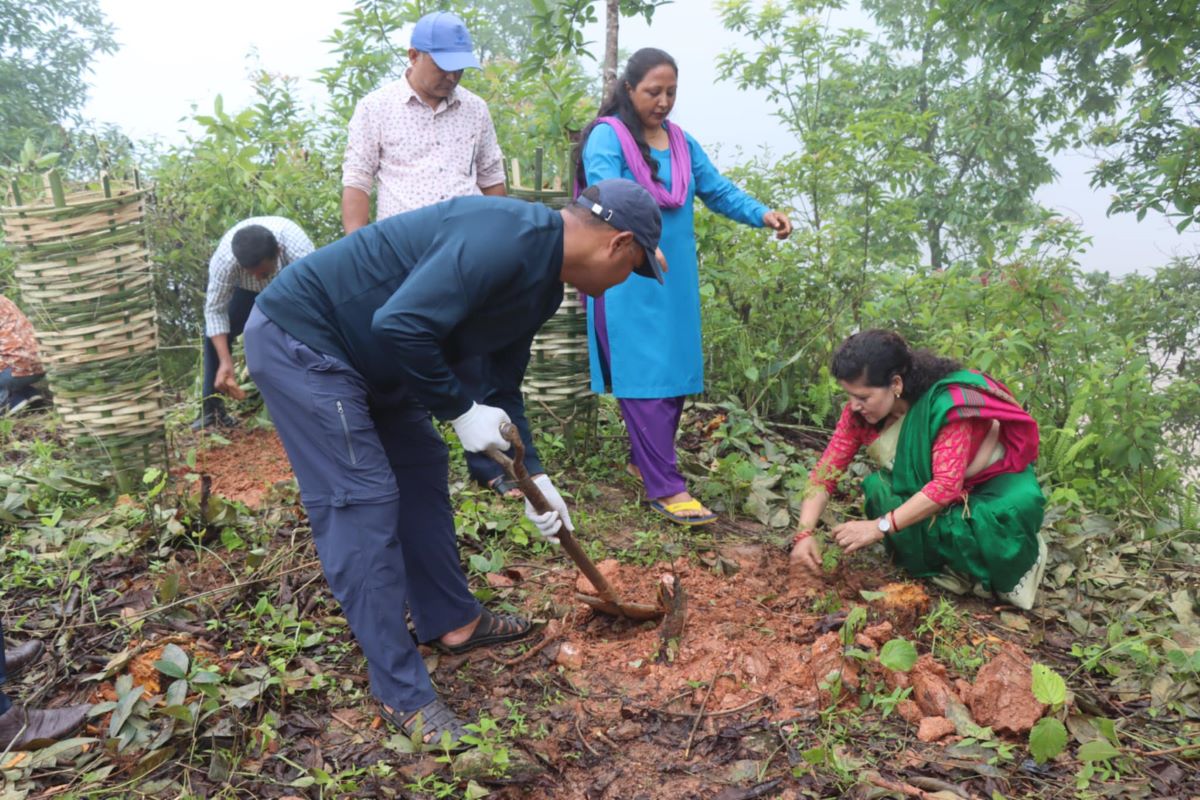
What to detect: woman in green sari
<box><xmin>790</xmin><ymin>330</ymin><xmax>1048</xmax><ymax>609</ymax></box>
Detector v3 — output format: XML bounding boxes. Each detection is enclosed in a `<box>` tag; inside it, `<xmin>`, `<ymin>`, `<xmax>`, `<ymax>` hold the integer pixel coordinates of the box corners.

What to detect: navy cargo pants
<box><xmin>244</xmin><ymin>307</ymin><xmax>481</xmax><ymax>713</ymax></box>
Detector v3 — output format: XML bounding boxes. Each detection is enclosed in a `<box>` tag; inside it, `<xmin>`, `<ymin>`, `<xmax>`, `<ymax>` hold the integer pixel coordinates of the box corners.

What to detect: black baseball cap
<box><xmin>575</xmin><ymin>178</ymin><xmax>664</xmax><ymax>283</ymax></box>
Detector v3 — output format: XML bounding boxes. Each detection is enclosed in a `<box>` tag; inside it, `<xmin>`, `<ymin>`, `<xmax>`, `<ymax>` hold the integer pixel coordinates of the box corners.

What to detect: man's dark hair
<box><xmin>230</xmin><ymin>225</ymin><xmax>279</xmax><ymax>269</ymax></box>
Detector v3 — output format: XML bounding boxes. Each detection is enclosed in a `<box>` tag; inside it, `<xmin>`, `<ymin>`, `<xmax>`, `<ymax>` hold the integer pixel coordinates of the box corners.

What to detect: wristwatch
<box><xmin>876</xmin><ymin>515</ymin><xmax>892</xmax><ymax>535</ymax></box>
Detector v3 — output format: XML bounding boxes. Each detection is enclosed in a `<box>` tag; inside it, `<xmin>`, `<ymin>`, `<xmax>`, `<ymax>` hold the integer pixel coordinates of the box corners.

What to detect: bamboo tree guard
<box><xmin>507</xmin><ymin>149</ymin><xmax>596</xmax><ymax>440</ymax></box>
<box><xmin>1</xmin><ymin>170</ymin><xmax>166</xmax><ymax>488</ymax></box>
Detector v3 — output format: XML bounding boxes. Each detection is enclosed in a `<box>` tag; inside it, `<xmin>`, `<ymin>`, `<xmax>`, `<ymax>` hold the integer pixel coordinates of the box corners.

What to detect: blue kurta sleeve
<box><xmin>688</xmin><ymin>135</ymin><xmax>769</xmax><ymax>227</ymax></box>
<box><xmin>582</xmin><ymin>124</ymin><xmax>629</xmax><ymax>185</ymax></box>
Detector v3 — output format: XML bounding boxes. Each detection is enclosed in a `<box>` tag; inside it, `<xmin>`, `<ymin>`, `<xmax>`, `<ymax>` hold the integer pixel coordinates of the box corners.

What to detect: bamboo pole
<box><xmin>47</xmin><ymin>170</ymin><xmax>66</xmax><ymax>208</ymax></box>
<box><xmin>504</xmin><ymin>150</ymin><xmax>595</xmax><ymax>441</ymax></box>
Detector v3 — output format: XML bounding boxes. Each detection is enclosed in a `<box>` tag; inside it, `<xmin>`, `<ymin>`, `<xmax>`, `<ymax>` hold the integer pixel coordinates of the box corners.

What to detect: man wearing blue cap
<box><xmin>341</xmin><ymin>11</ymin><xmax>546</xmax><ymax>499</ymax></box>
<box><xmin>245</xmin><ymin>179</ymin><xmax>664</xmax><ymax>749</ymax></box>
<box><xmin>341</xmin><ymin>11</ymin><xmax>504</xmax><ymax>228</ymax></box>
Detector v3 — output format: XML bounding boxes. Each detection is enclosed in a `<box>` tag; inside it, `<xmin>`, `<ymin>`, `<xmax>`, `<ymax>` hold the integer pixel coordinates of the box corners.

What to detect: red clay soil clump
<box><xmin>917</xmin><ymin>715</ymin><xmax>957</xmax><ymax>742</ymax></box>
<box><xmin>191</xmin><ymin>428</ymin><xmax>294</xmax><ymax>508</ymax></box>
<box><xmin>910</xmin><ymin>653</ymin><xmax>960</xmax><ymax>716</ymax></box>
<box><xmin>967</xmin><ymin>642</ymin><xmax>1047</xmax><ymax>734</ymax></box>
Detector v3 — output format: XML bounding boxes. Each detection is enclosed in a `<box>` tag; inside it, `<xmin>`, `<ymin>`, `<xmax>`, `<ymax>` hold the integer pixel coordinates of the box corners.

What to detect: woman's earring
<box><xmin>895</xmin><ymin>392</ymin><xmax>901</xmax><ymax>399</ymax></box>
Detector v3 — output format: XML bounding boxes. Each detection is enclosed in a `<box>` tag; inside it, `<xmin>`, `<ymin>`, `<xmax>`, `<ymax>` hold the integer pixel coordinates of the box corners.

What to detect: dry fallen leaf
<box><xmin>3</xmin><ymin>752</ymin><xmax>29</xmax><ymax>769</ymax></box>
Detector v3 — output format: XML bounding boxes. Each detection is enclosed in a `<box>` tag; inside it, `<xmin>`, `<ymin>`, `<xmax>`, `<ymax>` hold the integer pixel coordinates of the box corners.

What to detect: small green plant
<box><xmin>868</xmin><ymin>685</ymin><xmax>912</xmax><ymax>717</ymax></box>
<box><xmin>417</xmin><ymin>714</ymin><xmax>516</xmax><ymax>783</ymax></box>
<box><xmin>1074</xmin><ymin>736</ymin><xmax>1132</xmax><ymax>792</ymax></box>
<box><xmin>503</xmin><ymin>697</ymin><xmax>529</xmax><ymax>738</ymax></box>
<box><xmin>618</xmin><ymin>527</ymin><xmax>677</xmax><ymax>566</ymax></box>
<box><xmin>246</xmin><ymin>593</ymin><xmax>332</xmax><ymax>674</ymax></box>
<box><xmin>405</xmin><ymin>772</ymin><xmax>462</xmax><ymax>799</ymax></box>
<box><xmin>795</xmin><ymin>741</ymin><xmax>857</xmax><ymax>786</ymax></box>
<box><xmin>839</xmin><ymin>606</ymin><xmax>867</xmax><ymax>647</ymax></box>
<box><xmin>948</xmin><ymin>711</ymin><xmax>1019</xmax><ymax>767</ymax></box>
<box><xmin>812</xmin><ymin>591</ymin><xmax>843</xmax><ymax>615</ymax></box>
<box><xmin>914</xmin><ymin>597</ymin><xmax>987</xmax><ymax>675</ymax></box>
<box><xmin>1070</xmin><ymin>621</ymin><xmax>1163</xmax><ymax>682</ymax></box>
<box><xmin>1028</xmin><ymin>663</ymin><xmax>1069</xmax><ymax>764</ymax></box>
<box><xmin>459</xmin><ymin>716</ymin><xmax>512</xmax><ymax>776</ymax></box>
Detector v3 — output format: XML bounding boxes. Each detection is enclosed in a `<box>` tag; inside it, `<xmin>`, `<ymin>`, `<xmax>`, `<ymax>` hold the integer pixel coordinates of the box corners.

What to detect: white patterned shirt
<box><xmin>341</xmin><ymin>74</ymin><xmax>506</xmax><ymax>220</ymax></box>
<box><xmin>204</xmin><ymin>216</ymin><xmax>314</xmax><ymax>337</ymax></box>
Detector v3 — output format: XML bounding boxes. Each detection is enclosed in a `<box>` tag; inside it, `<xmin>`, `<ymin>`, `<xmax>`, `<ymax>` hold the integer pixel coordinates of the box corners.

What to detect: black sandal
<box><xmin>380</xmin><ymin>698</ymin><xmax>470</xmax><ymax>752</ymax></box>
<box><xmin>433</xmin><ymin>608</ymin><xmax>533</xmax><ymax>655</ymax></box>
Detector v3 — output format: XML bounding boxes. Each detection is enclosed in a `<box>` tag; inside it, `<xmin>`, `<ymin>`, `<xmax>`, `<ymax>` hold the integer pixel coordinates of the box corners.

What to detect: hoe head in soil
<box><xmin>487</xmin><ymin>423</ymin><xmax>666</xmax><ymax>623</ymax></box>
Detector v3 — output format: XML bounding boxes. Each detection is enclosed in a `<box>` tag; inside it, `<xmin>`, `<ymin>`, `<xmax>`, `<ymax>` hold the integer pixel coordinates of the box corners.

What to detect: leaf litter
<box><xmin>1</xmin><ymin>422</ymin><xmax>1196</xmax><ymax>798</ymax></box>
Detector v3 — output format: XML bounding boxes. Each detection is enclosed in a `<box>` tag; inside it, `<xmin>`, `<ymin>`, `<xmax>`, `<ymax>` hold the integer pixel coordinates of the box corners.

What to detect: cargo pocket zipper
<box><xmin>336</xmin><ymin>400</ymin><xmax>357</xmax><ymax>465</ymax></box>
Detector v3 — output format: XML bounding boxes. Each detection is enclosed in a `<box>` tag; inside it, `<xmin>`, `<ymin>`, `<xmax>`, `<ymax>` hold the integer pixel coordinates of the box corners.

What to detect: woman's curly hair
<box><xmin>831</xmin><ymin>329</ymin><xmax>961</xmax><ymax>403</ymax></box>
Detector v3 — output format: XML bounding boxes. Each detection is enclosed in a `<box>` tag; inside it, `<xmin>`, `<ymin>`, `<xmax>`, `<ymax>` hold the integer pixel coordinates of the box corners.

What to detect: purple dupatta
<box><xmin>587</xmin><ymin>116</ymin><xmax>692</xmax><ymax>209</ymax></box>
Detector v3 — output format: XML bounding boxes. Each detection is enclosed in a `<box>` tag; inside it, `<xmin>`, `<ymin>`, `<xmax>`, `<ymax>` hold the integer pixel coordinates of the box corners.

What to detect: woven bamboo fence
<box><xmin>507</xmin><ymin>149</ymin><xmax>596</xmax><ymax>440</ymax></box>
<box><xmin>1</xmin><ymin>171</ymin><xmax>166</xmax><ymax>487</ymax></box>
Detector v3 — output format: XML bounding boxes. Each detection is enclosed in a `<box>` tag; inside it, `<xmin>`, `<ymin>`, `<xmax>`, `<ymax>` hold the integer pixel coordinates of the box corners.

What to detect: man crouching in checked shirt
<box><xmin>196</xmin><ymin>216</ymin><xmax>314</xmax><ymax>430</ymax></box>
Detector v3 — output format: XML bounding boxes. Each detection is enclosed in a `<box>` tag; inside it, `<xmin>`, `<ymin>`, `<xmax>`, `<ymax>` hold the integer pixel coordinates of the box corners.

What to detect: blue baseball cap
<box><xmin>576</xmin><ymin>179</ymin><xmax>664</xmax><ymax>283</ymax></box>
<box><xmin>411</xmin><ymin>12</ymin><xmax>481</xmax><ymax>72</ymax></box>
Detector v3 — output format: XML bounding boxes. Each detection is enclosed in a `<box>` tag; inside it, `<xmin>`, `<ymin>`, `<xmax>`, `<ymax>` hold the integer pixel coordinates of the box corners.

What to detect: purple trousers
<box><xmin>593</xmin><ymin>296</ymin><xmax>687</xmax><ymax>499</ymax></box>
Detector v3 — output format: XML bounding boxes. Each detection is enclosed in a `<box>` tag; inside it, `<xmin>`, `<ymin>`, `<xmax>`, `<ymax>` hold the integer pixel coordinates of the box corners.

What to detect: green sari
<box><xmin>862</xmin><ymin>370</ymin><xmax>1045</xmax><ymax>593</ymax></box>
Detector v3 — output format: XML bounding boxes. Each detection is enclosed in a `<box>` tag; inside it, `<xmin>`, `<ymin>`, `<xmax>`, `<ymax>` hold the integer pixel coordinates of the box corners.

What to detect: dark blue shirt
<box><xmin>255</xmin><ymin>196</ymin><xmax>565</xmax><ymax>420</ymax></box>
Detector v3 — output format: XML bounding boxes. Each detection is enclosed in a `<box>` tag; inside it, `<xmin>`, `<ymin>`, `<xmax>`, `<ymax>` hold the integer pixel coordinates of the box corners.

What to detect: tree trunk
<box><xmin>602</xmin><ymin>0</ymin><xmax>620</xmax><ymax>105</ymax></box>
<box><xmin>928</xmin><ymin>221</ymin><xmax>944</xmax><ymax>272</ymax></box>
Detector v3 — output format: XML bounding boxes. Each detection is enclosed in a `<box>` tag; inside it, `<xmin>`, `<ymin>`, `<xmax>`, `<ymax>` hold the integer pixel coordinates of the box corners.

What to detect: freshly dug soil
<box><xmin>189</xmin><ymin>427</ymin><xmax>294</xmax><ymax>508</ymax></box>
<box><xmin>542</xmin><ymin>544</ymin><xmax>932</xmax><ymax>718</ymax></box>
<box><xmin>433</xmin><ymin>544</ymin><xmax>1051</xmax><ymax>798</ymax></box>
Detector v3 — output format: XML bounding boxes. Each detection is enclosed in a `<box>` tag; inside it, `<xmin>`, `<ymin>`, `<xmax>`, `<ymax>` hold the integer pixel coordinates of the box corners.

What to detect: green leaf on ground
<box><xmin>1031</xmin><ymin>663</ymin><xmax>1067</xmax><ymax>706</ymax></box>
<box><xmin>1095</xmin><ymin>717</ymin><xmax>1120</xmax><ymax>746</ymax></box>
<box><xmin>1029</xmin><ymin>717</ymin><xmax>1067</xmax><ymax>763</ymax></box>
<box><xmin>109</xmin><ymin>687</ymin><xmax>143</xmax><ymax>738</ymax></box>
<box><xmin>154</xmin><ymin>644</ymin><xmax>189</xmax><ymax>679</ymax></box>
<box><xmin>1078</xmin><ymin>739</ymin><xmax>1121</xmax><ymax>762</ymax></box>
<box><xmin>878</xmin><ymin>638</ymin><xmax>918</xmax><ymax>672</ymax></box>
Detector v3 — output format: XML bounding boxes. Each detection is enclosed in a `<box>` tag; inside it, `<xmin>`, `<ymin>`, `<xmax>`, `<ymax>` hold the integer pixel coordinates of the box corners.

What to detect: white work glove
<box><xmin>450</xmin><ymin>402</ymin><xmax>511</xmax><ymax>453</ymax></box>
<box><xmin>524</xmin><ymin>474</ymin><xmax>574</xmax><ymax>543</ymax></box>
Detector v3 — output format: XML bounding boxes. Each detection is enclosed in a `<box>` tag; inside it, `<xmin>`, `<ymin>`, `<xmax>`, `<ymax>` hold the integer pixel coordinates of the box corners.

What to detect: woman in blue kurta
<box><xmin>576</xmin><ymin>48</ymin><xmax>792</xmax><ymax>525</ymax></box>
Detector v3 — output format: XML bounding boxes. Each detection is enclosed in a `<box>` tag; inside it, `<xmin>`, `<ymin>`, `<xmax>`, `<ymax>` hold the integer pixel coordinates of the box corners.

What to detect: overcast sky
<box><xmin>82</xmin><ymin>0</ymin><xmax>1197</xmax><ymax>275</ymax></box>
